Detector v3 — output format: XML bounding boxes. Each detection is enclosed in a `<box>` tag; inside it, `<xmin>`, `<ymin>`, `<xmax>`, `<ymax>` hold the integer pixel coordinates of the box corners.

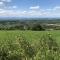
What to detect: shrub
<box><xmin>17</xmin><ymin>35</ymin><xmax>35</xmax><ymax>60</ymax></box>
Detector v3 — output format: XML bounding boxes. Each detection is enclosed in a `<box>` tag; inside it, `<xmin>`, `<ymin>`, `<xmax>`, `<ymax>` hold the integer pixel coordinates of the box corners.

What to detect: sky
<box><xmin>0</xmin><ymin>0</ymin><xmax>60</xmax><ymax>18</ymax></box>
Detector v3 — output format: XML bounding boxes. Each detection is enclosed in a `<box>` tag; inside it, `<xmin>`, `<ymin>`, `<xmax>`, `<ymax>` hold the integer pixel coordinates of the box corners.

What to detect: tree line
<box><xmin>0</xmin><ymin>20</ymin><xmax>45</xmax><ymax>31</ymax></box>
<box><xmin>0</xmin><ymin>20</ymin><xmax>60</xmax><ymax>30</ymax></box>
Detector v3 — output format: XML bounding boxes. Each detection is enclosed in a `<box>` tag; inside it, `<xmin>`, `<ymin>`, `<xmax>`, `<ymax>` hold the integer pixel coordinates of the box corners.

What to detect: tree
<box><xmin>32</xmin><ymin>24</ymin><xmax>45</xmax><ymax>31</ymax></box>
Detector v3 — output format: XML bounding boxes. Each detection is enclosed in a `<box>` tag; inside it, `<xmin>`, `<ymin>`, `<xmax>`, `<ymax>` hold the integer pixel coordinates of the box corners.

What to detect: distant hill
<box><xmin>0</xmin><ymin>17</ymin><xmax>60</xmax><ymax>21</ymax></box>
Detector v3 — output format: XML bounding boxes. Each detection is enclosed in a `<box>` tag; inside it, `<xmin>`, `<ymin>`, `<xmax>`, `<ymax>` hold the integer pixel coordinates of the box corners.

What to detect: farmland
<box><xmin>0</xmin><ymin>30</ymin><xmax>60</xmax><ymax>60</ymax></box>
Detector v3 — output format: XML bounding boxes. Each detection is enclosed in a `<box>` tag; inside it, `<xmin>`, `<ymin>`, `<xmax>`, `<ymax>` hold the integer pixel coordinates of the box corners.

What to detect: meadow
<box><xmin>0</xmin><ymin>30</ymin><xmax>60</xmax><ymax>60</ymax></box>
<box><xmin>0</xmin><ymin>30</ymin><xmax>60</xmax><ymax>44</ymax></box>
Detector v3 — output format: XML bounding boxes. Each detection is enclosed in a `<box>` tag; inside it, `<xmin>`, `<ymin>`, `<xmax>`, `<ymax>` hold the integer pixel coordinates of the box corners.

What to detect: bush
<box><xmin>17</xmin><ymin>35</ymin><xmax>35</xmax><ymax>60</ymax></box>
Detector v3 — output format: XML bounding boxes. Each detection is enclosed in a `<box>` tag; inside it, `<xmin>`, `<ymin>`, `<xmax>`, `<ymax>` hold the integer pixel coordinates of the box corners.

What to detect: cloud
<box><xmin>0</xmin><ymin>6</ymin><xmax>60</xmax><ymax>17</ymax></box>
<box><xmin>0</xmin><ymin>2</ymin><xmax>3</xmax><ymax>5</ymax></box>
<box><xmin>1</xmin><ymin>0</ymin><xmax>11</xmax><ymax>2</ymax></box>
<box><xmin>0</xmin><ymin>0</ymin><xmax>17</xmax><ymax>11</ymax></box>
<box><xmin>7</xmin><ymin>6</ymin><xmax>17</xmax><ymax>9</ymax></box>
<box><xmin>54</xmin><ymin>6</ymin><xmax>60</xmax><ymax>10</ymax></box>
<box><xmin>29</xmin><ymin>6</ymin><xmax>40</xmax><ymax>10</ymax></box>
<box><xmin>28</xmin><ymin>6</ymin><xmax>60</xmax><ymax>17</ymax></box>
<box><xmin>0</xmin><ymin>0</ymin><xmax>12</xmax><ymax>9</ymax></box>
<box><xmin>0</xmin><ymin>0</ymin><xmax>60</xmax><ymax>17</ymax></box>
<box><xmin>12</xmin><ymin>6</ymin><xmax>17</xmax><ymax>8</ymax></box>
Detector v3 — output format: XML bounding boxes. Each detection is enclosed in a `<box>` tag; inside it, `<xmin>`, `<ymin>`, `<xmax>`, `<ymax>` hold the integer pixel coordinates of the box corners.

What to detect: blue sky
<box><xmin>0</xmin><ymin>0</ymin><xmax>60</xmax><ymax>18</ymax></box>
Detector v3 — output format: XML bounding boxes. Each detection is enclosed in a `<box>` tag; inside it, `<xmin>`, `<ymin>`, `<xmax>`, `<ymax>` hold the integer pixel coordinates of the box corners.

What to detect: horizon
<box><xmin>0</xmin><ymin>0</ymin><xmax>60</xmax><ymax>18</ymax></box>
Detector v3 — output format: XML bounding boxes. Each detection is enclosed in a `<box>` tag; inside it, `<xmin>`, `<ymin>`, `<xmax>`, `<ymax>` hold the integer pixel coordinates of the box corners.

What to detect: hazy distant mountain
<box><xmin>0</xmin><ymin>16</ymin><xmax>60</xmax><ymax>21</ymax></box>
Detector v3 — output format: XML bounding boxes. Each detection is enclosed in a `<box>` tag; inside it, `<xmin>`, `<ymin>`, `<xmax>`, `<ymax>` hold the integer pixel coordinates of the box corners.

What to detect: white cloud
<box><xmin>54</xmin><ymin>6</ymin><xmax>60</xmax><ymax>9</ymax></box>
<box><xmin>0</xmin><ymin>6</ymin><xmax>60</xmax><ymax>17</ymax></box>
<box><xmin>12</xmin><ymin>6</ymin><xmax>17</xmax><ymax>8</ymax></box>
<box><xmin>22</xmin><ymin>11</ymin><xmax>27</xmax><ymax>13</ymax></box>
<box><xmin>29</xmin><ymin>6</ymin><xmax>40</xmax><ymax>10</ymax></box>
<box><xmin>0</xmin><ymin>0</ymin><xmax>60</xmax><ymax>17</ymax></box>
<box><xmin>29</xmin><ymin>6</ymin><xmax>60</xmax><ymax>17</ymax></box>
<box><xmin>1</xmin><ymin>0</ymin><xmax>11</xmax><ymax>2</ymax></box>
<box><xmin>0</xmin><ymin>0</ymin><xmax>12</xmax><ymax>9</ymax></box>
<box><xmin>0</xmin><ymin>2</ymin><xmax>3</xmax><ymax>5</ymax></box>
<box><xmin>7</xmin><ymin>6</ymin><xmax>17</xmax><ymax>9</ymax></box>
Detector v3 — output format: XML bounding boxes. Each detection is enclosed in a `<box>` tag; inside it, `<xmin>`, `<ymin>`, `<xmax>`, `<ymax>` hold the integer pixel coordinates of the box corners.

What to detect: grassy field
<box><xmin>0</xmin><ymin>30</ymin><xmax>60</xmax><ymax>60</ymax></box>
<box><xmin>0</xmin><ymin>30</ymin><xmax>60</xmax><ymax>44</ymax></box>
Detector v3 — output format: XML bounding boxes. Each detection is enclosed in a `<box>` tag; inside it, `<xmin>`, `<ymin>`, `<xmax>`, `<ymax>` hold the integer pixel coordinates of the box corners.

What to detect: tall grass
<box><xmin>0</xmin><ymin>33</ymin><xmax>60</xmax><ymax>60</ymax></box>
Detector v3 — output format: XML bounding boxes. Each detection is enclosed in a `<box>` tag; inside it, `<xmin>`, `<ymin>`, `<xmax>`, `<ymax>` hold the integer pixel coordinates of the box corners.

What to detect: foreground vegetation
<box><xmin>0</xmin><ymin>30</ymin><xmax>60</xmax><ymax>60</ymax></box>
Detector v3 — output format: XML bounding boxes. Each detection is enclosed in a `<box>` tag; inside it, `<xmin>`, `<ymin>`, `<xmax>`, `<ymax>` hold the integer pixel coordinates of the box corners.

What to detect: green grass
<box><xmin>0</xmin><ymin>30</ymin><xmax>60</xmax><ymax>60</ymax></box>
<box><xmin>0</xmin><ymin>30</ymin><xmax>60</xmax><ymax>45</ymax></box>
